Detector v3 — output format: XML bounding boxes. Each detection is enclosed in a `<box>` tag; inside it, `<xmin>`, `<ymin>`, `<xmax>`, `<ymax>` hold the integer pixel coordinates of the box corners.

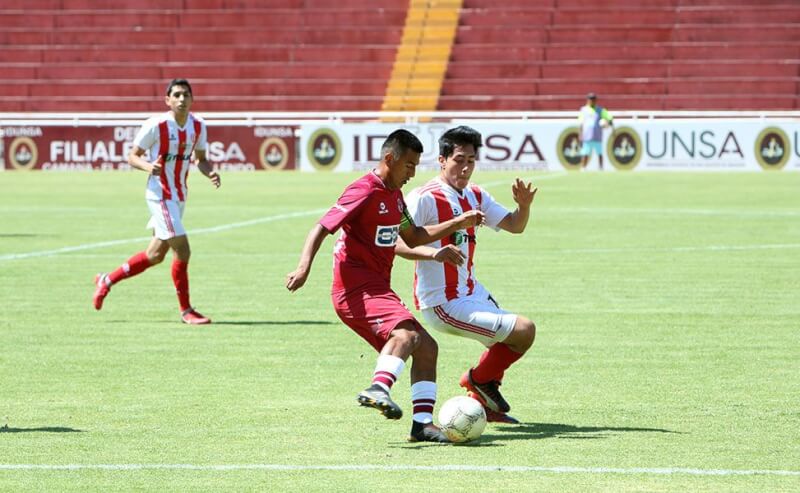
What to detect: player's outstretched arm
<box><xmin>395</xmin><ymin>238</ymin><xmax>465</xmax><ymax>266</ymax></box>
<box><xmin>401</xmin><ymin>209</ymin><xmax>484</xmax><ymax>248</ymax></box>
<box><xmin>195</xmin><ymin>150</ymin><xmax>221</xmax><ymax>188</ymax></box>
<box><xmin>498</xmin><ymin>179</ymin><xmax>537</xmax><ymax>234</ymax></box>
<box><xmin>286</xmin><ymin>223</ymin><xmax>329</xmax><ymax>292</ymax></box>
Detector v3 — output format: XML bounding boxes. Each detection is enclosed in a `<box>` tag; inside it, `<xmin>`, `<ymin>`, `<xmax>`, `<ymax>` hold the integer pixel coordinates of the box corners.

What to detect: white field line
<box><xmin>480</xmin><ymin>171</ymin><xmax>567</xmax><ymax>188</ymax></box>
<box><xmin>2</xmin><ymin>171</ymin><xmax>797</xmax><ymax>260</ymax></box>
<box><xmin>550</xmin><ymin>206</ymin><xmax>800</xmax><ymax>218</ymax></box>
<box><xmin>0</xmin><ymin>464</ymin><xmax>798</xmax><ymax>477</ymax></box>
<box><xmin>0</xmin><ymin>209</ymin><xmax>327</xmax><ymax>262</ymax></box>
<box><xmin>0</xmin><ymin>173</ymin><xmax>567</xmax><ymax>262</ymax></box>
<box><xmin>556</xmin><ymin>243</ymin><xmax>800</xmax><ymax>254</ymax></box>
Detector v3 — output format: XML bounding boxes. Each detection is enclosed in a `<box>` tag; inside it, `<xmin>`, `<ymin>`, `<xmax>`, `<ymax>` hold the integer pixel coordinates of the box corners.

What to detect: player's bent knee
<box><xmin>390</xmin><ymin>326</ymin><xmax>420</xmax><ymax>351</ymax></box>
<box><xmin>524</xmin><ymin>319</ymin><xmax>536</xmax><ymax>344</ymax></box>
<box><xmin>507</xmin><ymin>318</ymin><xmax>536</xmax><ymax>352</ymax></box>
<box><xmin>412</xmin><ymin>331</ymin><xmax>438</xmax><ymax>361</ymax></box>
<box><xmin>147</xmin><ymin>252</ymin><xmax>166</xmax><ymax>265</ymax></box>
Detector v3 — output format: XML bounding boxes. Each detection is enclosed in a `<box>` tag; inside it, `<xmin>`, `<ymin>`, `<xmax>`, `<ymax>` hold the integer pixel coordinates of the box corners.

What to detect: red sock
<box><xmin>472</xmin><ymin>343</ymin><xmax>523</xmax><ymax>384</ymax></box>
<box><xmin>107</xmin><ymin>251</ymin><xmax>151</xmax><ymax>285</ymax></box>
<box><xmin>171</xmin><ymin>259</ymin><xmax>191</xmax><ymax>312</ymax></box>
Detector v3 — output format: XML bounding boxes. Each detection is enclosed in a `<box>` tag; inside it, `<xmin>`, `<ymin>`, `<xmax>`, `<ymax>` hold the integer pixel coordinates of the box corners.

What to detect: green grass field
<box><xmin>1</xmin><ymin>170</ymin><xmax>798</xmax><ymax>492</ymax></box>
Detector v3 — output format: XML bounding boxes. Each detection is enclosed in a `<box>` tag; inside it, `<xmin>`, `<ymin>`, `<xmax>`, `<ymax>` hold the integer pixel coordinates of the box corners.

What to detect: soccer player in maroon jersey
<box><xmin>397</xmin><ymin>125</ymin><xmax>538</xmax><ymax>424</ymax></box>
<box><xmin>286</xmin><ymin>129</ymin><xmax>483</xmax><ymax>443</ymax></box>
<box><xmin>92</xmin><ymin>79</ymin><xmax>220</xmax><ymax>324</ymax></box>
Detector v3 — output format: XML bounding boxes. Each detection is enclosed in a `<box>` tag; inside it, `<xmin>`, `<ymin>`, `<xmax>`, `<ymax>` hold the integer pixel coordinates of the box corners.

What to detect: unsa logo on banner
<box><xmin>607</xmin><ymin>127</ymin><xmax>642</xmax><ymax>171</ymax></box>
<box><xmin>259</xmin><ymin>137</ymin><xmax>289</xmax><ymax>170</ymax></box>
<box><xmin>306</xmin><ymin>128</ymin><xmax>342</xmax><ymax>171</ymax></box>
<box><xmin>8</xmin><ymin>137</ymin><xmax>38</xmax><ymax>170</ymax></box>
<box><xmin>556</xmin><ymin>127</ymin><xmax>583</xmax><ymax>171</ymax></box>
<box><xmin>754</xmin><ymin>127</ymin><xmax>790</xmax><ymax>171</ymax></box>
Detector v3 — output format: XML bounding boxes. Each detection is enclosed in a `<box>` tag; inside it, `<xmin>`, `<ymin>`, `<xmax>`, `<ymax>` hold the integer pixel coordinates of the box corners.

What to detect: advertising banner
<box><xmin>299</xmin><ymin>120</ymin><xmax>800</xmax><ymax>172</ymax></box>
<box><xmin>0</xmin><ymin>124</ymin><xmax>297</xmax><ymax>171</ymax></box>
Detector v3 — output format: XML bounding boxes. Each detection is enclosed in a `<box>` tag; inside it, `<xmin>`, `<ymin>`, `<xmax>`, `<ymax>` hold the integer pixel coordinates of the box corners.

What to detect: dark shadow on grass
<box><xmin>395</xmin><ymin>422</ymin><xmax>680</xmax><ymax>447</ymax></box>
<box><xmin>212</xmin><ymin>320</ymin><xmax>336</xmax><ymax>326</ymax></box>
<box><xmin>395</xmin><ymin>440</ymin><xmax>503</xmax><ymax>450</ymax></box>
<box><xmin>100</xmin><ymin>319</ymin><xmax>336</xmax><ymax>326</ymax></box>
<box><xmin>479</xmin><ymin>422</ymin><xmax>680</xmax><ymax>444</ymax></box>
<box><xmin>0</xmin><ymin>234</ymin><xmax>45</xmax><ymax>238</ymax></box>
<box><xmin>0</xmin><ymin>425</ymin><xmax>84</xmax><ymax>433</ymax></box>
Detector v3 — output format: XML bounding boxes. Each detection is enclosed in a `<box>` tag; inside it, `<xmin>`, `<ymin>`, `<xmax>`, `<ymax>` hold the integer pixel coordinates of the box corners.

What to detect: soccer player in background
<box><xmin>396</xmin><ymin>125</ymin><xmax>537</xmax><ymax>424</ymax></box>
<box><xmin>286</xmin><ymin>129</ymin><xmax>483</xmax><ymax>442</ymax></box>
<box><xmin>578</xmin><ymin>92</ymin><xmax>614</xmax><ymax>170</ymax></box>
<box><xmin>92</xmin><ymin>79</ymin><xmax>221</xmax><ymax>324</ymax></box>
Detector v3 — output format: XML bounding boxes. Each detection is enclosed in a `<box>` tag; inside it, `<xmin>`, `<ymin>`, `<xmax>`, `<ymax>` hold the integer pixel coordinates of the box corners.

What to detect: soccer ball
<box><xmin>438</xmin><ymin>395</ymin><xmax>487</xmax><ymax>443</ymax></box>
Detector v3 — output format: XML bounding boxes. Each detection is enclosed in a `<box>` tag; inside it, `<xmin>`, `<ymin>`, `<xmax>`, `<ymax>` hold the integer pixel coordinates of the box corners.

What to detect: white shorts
<box><xmin>421</xmin><ymin>294</ymin><xmax>518</xmax><ymax>347</ymax></box>
<box><xmin>146</xmin><ymin>199</ymin><xmax>186</xmax><ymax>240</ymax></box>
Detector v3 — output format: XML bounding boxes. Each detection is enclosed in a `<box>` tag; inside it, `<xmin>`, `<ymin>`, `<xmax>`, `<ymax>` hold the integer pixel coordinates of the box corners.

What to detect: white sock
<box><xmin>371</xmin><ymin>354</ymin><xmax>405</xmax><ymax>392</ymax></box>
<box><xmin>411</xmin><ymin>380</ymin><xmax>437</xmax><ymax>424</ymax></box>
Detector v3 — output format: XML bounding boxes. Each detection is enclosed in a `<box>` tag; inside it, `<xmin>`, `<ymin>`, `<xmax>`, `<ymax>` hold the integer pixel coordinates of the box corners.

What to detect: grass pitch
<box><xmin>0</xmin><ymin>170</ymin><xmax>798</xmax><ymax>492</ymax></box>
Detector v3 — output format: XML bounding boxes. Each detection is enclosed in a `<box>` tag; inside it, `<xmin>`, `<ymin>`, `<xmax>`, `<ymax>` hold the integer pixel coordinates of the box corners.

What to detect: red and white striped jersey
<box><xmin>405</xmin><ymin>177</ymin><xmax>510</xmax><ymax>309</ymax></box>
<box><xmin>133</xmin><ymin>111</ymin><xmax>207</xmax><ymax>202</ymax></box>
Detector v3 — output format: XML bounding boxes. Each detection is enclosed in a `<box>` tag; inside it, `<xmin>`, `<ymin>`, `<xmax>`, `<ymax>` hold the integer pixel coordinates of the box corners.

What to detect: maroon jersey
<box><xmin>319</xmin><ymin>171</ymin><xmax>414</xmax><ymax>290</ymax></box>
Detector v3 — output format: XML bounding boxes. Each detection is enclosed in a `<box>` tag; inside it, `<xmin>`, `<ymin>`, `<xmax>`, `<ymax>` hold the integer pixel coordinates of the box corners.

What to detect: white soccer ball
<box><xmin>438</xmin><ymin>395</ymin><xmax>487</xmax><ymax>443</ymax></box>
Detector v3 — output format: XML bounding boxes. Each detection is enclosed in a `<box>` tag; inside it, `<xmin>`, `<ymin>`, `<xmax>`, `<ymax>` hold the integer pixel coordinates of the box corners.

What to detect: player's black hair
<box><xmin>439</xmin><ymin>125</ymin><xmax>482</xmax><ymax>158</ymax></box>
<box><xmin>381</xmin><ymin>129</ymin><xmax>424</xmax><ymax>160</ymax></box>
<box><xmin>166</xmin><ymin>78</ymin><xmax>193</xmax><ymax>96</ymax></box>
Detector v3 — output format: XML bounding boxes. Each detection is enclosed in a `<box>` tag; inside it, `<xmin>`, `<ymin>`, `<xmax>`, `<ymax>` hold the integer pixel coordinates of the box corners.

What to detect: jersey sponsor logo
<box><xmin>378</xmin><ymin>202</ymin><xmax>388</xmax><ymax>215</ymax></box>
<box><xmin>162</xmin><ymin>152</ymin><xmax>193</xmax><ymax>162</ymax></box>
<box><xmin>450</xmin><ymin>230</ymin><xmax>476</xmax><ymax>246</ymax></box>
<box><xmin>374</xmin><ymin>224</ymin><xmax>400</xmax><ymax>247</ymax></box>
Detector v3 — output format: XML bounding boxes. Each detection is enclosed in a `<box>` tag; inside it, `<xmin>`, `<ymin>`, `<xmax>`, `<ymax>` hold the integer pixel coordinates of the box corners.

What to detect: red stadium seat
<box><xmin>1</xmin><ymin>0</ymin><xmax>799</xmax><ymax>111</ymax></box>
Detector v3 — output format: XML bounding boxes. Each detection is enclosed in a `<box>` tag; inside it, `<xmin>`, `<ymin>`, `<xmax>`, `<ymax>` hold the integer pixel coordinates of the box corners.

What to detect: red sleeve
<box><xmin>318</xmin><ymin>180</ymin><xmax>371</xmax><ymax>234</ymax></box>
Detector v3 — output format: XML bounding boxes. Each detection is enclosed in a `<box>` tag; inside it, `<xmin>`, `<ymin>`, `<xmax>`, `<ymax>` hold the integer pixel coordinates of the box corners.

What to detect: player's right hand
<box><xmin>433</xmin><ymin>245</ymin><xmax>465</xmax><ymax>266</ymax></box>
<box><xmin>458</xmin><ymin>210</ymin><xmax>485</xmax><ymax>229</ymax></box>
<box><xmin>285</xmin><ymin>268</ymin><xmax>309</xmax><ymax>292</ymax></box>
<box><xmin>150</xmin><ymin>159</ymin><xmax>163</xmax><ymax>176</ymax></box>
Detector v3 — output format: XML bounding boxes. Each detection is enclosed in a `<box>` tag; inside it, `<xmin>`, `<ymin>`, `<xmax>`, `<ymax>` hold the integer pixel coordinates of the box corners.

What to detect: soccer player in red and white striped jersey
<box><xmin>286</xmin><ymin>130</ymin><xmax>484</xmax><ymax>443</ymax></box>
<box><xmin>92</xmin><ymin>79</ymin><xmax>221</xmax><ymax>324</ymax></box>
<box><xmin>397</xmin><ymin>126</ymin><xmax>538</xmax><ymax>424</ymax></box>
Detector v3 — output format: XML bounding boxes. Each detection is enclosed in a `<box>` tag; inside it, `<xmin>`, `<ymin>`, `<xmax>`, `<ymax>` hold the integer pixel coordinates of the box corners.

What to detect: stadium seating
<box><xmin>439</xmin><ymin>0</ymin><xmax>800</xmax><ymax>110</ymax></box>
<box><xmin>1</xmin><ymin>0</ymin><xmax>798</xmax><ymax>112</ymax></box>
<box><xmin>0</xmin><ymin>1</ymin><xmax>406</xmax><ymax>112</ymax></box>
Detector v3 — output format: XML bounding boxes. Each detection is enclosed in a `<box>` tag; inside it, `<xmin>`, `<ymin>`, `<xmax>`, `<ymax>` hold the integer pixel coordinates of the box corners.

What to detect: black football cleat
<box><xmin>357</xmin><ymin>384</ymin><xmax>403</xmax><ymax>419</ymax></box>
<box><xmin>459</xmin><ymin>369</ymin><xmax>510</xmax><ymax>413</ymax></box>
<box><xmin>408</xmin><ymin>421</ymin><xmax>450</xmax><ymax>443</ymax></box>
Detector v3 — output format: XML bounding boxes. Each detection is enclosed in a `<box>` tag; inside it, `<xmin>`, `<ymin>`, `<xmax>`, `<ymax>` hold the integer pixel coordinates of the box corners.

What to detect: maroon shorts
<box><xmin>331</xmin><ymin>281</ymin><xmax>423</xmax><ymax>352</ymax></box>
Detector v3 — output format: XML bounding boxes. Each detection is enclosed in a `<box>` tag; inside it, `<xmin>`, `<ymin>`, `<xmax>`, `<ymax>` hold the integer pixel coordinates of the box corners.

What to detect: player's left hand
<box><xmin>433</xmin><ymin>245</ymin><xmax>466</xmax><ymax>266</ymax></box>
<box><xmin>207</xmin><ymin>171</ymin><xmax>221</xmax><ymax>188</ymax></box>
<box><xmin>511</xmin><ymin>178</ymin><xmax>537</xmax><ymax>208</ymax></box>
